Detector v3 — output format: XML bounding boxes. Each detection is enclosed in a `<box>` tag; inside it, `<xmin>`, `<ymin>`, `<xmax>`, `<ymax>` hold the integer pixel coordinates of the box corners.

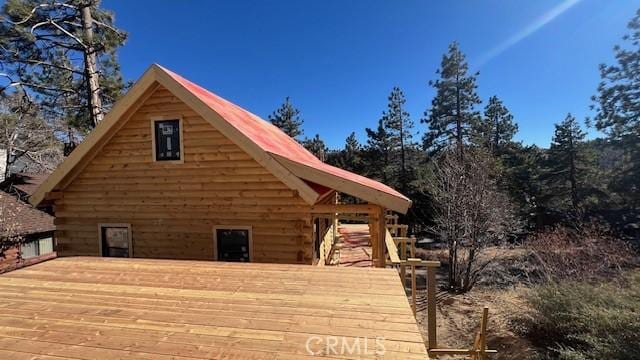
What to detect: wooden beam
<box><xmin>384</xmin><ymin>229</ymin><xmax>401</xmax><ymax>264</ymax></box>
<box><xmin>428</xmin><ymin>349</ymin><xmax>498</xmax><ymax>355</ymax></box>
<box><xmin>480</xmin><ymin>307</ymin><xmax>489</xmax><ymax>360</ymax></box>
<box><xmin>377</xmin><ymin>206</ymin><xmax>386</xmax><ymax>268</ymax></box>
<box><xmin>310</xmin><ymin>204</ymin><xmax>377</xmax><ymax>214</ymax></box>
<box><xmin>427</xmin><ymin>265</ymin><xmax>437</xmax><ymax>349</ymax></box>
<box><xmin>272</xmin><ymin>154</ymin><xmax>412</xmax><ymax>214</ymax></box>
<box><xmin>44</xmin><ymin>191</ymin><xmax>63</xmax><ymax>200</ymax></box>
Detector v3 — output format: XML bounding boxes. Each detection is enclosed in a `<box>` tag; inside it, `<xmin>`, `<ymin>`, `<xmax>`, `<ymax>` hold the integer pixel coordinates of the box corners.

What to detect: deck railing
<box><xmin>383</xmin><ymin>226</ymin><xmax>496</xmax><ymax>359</ymax></box>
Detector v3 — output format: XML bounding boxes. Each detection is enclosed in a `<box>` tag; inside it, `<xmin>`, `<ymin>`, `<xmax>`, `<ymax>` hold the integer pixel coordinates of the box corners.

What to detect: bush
<box><xmin>526</xmin><ymin>223</ymin><xmax>637</xmax><ymax>282</ymax></box>
<box><xmin>524</xmin><ymin>272</ymin><xmax>640</xmax><ymax>359</ymax></box>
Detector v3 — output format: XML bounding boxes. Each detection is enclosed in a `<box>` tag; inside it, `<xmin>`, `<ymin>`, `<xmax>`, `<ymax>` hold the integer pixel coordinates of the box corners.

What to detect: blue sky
<box><xmin>104</xmin><ymin>0</ymin><xmax>639</xmax><ymax>149</ymax></box>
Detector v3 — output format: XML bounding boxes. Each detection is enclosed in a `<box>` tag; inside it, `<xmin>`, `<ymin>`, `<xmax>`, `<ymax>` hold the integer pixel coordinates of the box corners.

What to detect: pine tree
<box><xmin>364</xmin><ymin>119</ymin><xmax>394</xmax><ymax>183</ymax></box>
<box><xmin>268</xmin><ymin>97</ymin><xmax>304</xmax><ymax>139</ymax></box>
<box><xmin>382</xmin><ymin>86</ymin><xmax>414</xmax><ymax>193</ymax></box>
<box><xmin>302</xmin><ymin>134</ymin><xmax>327</xmax><ymax>161</ymax></box>
<box><xmin>423</xmin><ymin>42</ymin><xmax>481</xmax><ymax>159</ymax></box>
<box><xmin>342</xmin><ymin>132</ymin><xmax>362</xmax><ymax>172</ymax></box>
<box><xmin>475</xmin><ymin>95</ymin><xmax>518</xmax><ymax>154</ymax></box>
<box><xmin>501</xmin><ymin>143</ymin><xmax>546</xmax><ymax>228</ymax></box>
<box><xmin>545</xmin><ymin>114</ymin><xmax>590</xmax><ymax>212</ymax></box>
<box><xmin>592</xmin><ymin>9</ymin><xmax>640</xmax><ymax>206</ymax></box>
<box><xmin>0</xmin><ymin>0</ymin><xmax>127</xmax><ymax>131</ymax></box>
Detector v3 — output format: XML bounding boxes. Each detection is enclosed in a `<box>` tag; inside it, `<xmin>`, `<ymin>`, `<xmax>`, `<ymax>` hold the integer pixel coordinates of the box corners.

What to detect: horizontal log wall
<box><xmin>54</xmin><ymin>86</ymin><xmax>313</xmax><ymax>264</ymax></box>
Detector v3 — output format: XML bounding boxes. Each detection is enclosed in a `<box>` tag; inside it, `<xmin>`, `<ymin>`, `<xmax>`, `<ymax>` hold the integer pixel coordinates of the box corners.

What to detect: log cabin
<box><xmin>30</xmin><ymin>64</ymin><xmax>411</xmax><ymax>265</ymax></box>
<box><xmin>0</xmin><ymin>191</ymin><xmax>55</xmax><ymax>273</ymax></box>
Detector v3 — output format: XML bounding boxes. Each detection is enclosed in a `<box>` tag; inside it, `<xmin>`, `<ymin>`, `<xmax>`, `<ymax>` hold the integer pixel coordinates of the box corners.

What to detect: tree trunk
<box><xmin>81</xmin><ymin>5</ymin><xmax>103</xmax><ymax>127</ymax></box>
<box><xmin>399</xmin><ymin>105</ymin><xmax>407</xmax><ymax>194</ymax></box>
<box><xmin>493</xmin><ymin>115</ymin><xmax>500</xmax><ymax>154</ymax></box>
<box><xmin>568</xmin><ymin>133</ymin><xmax>579</xmax><ymax>212</ymax></box>
<box><xmin>455</xmin><ymin>62</ymin><xmax>464</xmax><ymax>162</ymax></box>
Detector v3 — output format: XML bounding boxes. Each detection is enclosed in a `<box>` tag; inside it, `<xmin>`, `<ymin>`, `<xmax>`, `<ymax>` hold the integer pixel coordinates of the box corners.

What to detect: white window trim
<box><xmin>213</xmin><ymin>225</ymin><xmax>253</xmax><ymax>262</ymax></box>
<box><xmin>20</xmin><ymin>235</ymin><xmax>54</xmax><ymax>259</ymax></box>
<box><xmin>98</xmin><ymin>223</ymin><xmax>133</xmax><ymax>258</ymax></box>
<box><xmin>150</xmin><ymin>115</ymin><xmax>184</xmax><ymax>164</ymax></box>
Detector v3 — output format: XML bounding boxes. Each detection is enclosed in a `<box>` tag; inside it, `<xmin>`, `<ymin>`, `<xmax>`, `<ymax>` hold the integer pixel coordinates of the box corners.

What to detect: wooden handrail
<box><xmin>384</xmin><ymin>229</ymin><xmax>401</xmax><ymax>264</ymax></box>
<box><xmin>379</xmin><ymin>220</ymin><xmax>496</xmax><ymax>358</ymax></box>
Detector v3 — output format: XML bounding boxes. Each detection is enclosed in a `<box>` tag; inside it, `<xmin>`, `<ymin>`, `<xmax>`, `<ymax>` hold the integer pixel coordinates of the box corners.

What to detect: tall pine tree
<box><xmin>268</xmin><ymin>97</ymin><xmax>304</xmax><ymax>139</ymax></box>
<box><xmin>592</xmin><ymin>9</ymin><xmax>640</xmax><ymax>206</ymax></box>
<box><xmin>475</xmin><ymin>95</ymin><xmax>518</xmax><ymax>154</ymax></box>
<box><xmin>544</xmin><ymin>114</ymin><xmax>590</xmax><ymax>213</ymax></box>
<box><xmin>382</xmin><ymin>86</ymin><xmax>414</xmax><ymax>193</ymax></box>
<box><xmin>302</xmin><ymin>134</ymin><xmax>327</xmax><ymax>161</ymax></box>
<box><xmin>365</xmin><ymin>119</ymin><xmax>394</xmax><ymax>183</ymax></box>
<box><xmin>423</xmin><ymin>42</ymin><xmax>481</xmax><ymax>159</ymax></box>
<box><xmin>341</xmin><ymin>132</ymin><xmax>363</xmax><ymax>172</ymax></box>
<box><xmin>0</xmin><ymin>0</ymin><xmax>127</xmax><ymax>131</ymax></box>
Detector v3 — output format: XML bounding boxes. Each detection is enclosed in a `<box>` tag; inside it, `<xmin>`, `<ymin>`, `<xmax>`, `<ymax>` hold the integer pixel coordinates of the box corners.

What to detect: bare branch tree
<box><xmin>0</xmin><ymin>93</ymin><xmax>63</xmax><ymax>178</ymax></box>
<box><xmin>430</xmin><ymin>148</ymin><xmax>519</xmax><ymax>292</ymax></box>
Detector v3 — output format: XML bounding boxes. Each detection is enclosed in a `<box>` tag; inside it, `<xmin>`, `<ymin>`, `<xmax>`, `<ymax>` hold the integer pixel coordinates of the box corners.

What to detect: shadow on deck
<box><xmin>334</xmin><ymin>224</ymin><xmax>373</xmax><ymax>267</ymax></box>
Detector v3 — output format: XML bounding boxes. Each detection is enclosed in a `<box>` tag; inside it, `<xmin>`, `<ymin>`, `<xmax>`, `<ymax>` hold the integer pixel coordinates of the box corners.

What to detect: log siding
<box><xmin>54</xmin><ymin>86</ymin><xmax>313</xmax><ymax>264</ymax></box>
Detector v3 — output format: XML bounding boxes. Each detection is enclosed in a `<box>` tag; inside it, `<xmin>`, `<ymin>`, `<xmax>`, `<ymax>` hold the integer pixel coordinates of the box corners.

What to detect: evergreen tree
<box><xmin>475</xmin><ymin>95</ymin><xmax>518</xmax><ymax>154</ymax></box>
<box><xmin>302</xmin><ymin>134</ymin><xmax>327</xmax><ymax>161</ymax></box>
<box><xmin>364</xmin><ymin>119</ymin><xmax>393</xmax><ymax>183</ymax></box>
<box><xmin>501</xmin><ymin>143</ymin><xmax>546</xmax><ymax>229</ymax></box>
<box><xmin>0</xmin><ymin>0</ymin><xmax>128</xmax><ymax>131</ymax></box>
<box><xmin>342</xmin><ymin>132</ymin><xmax>363</xmax><ymax>172</ymax></box>
<box><xmin>382</xmin><ymin>86</ymin><xmax>414</xmax><ymax>193</ymax></box>
<box><xmin>268</xmin><ymin>97</ymin><xmax>304</xmax><ymax>139</ymax></box>
<box><xmin>544</xmin><ymin>114</ymin><xmax>591</xmax><ymax>213</ymax></box>
<box><xmin>325</xmin><ymin>132</ymin><xmax>364</xmax><ymax>174</ymax></box>
<box><xmin>423</xmin><ymin>42</ymin><xmax>481</xmax><ymax>159</ymax></box>
<box><xmin>592</xmin><ymin>9</ymin><xmax>640</xmax><ymax>206</ymax></box>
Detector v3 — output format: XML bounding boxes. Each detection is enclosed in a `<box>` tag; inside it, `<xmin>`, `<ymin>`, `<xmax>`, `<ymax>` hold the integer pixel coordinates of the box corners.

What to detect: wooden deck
<box><xmin>335</xmin><ymin>224</ymin><xmax>373</xmax><ymax>267</ymax></box>
<box><xmin>0</xmin><ymin>257</ymin><xmax>428</xmax><ymax>359</ymax></box>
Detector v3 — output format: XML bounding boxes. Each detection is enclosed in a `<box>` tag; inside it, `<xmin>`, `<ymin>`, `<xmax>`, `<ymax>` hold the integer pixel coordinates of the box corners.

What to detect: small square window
<box><xmin>100</xmin><ymin>225</ymin><xmax>131</xmax><ymax>258</ymax></box>
<box><xmin>214</xmin><ymin>227</ymin><xmax>252</xmax><ymax>262</ymax></box>
<box><xmin>153</xmin><ymin>119</ymin><xmax>181</xmax><ymax>161</ymax></box>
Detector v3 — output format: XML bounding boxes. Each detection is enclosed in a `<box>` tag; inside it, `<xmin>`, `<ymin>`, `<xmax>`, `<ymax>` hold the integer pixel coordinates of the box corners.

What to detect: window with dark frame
<box><xmin>154</xmin><ymin>119</ymin><xmax>181</xmax><ymax>161</ymax></box>
<box><xmin>101</xmin><ymin>226</ymin><xmax>130</xmax><ymax>258</ymax></box>
<box><xmin>216</xmin><ymin>228</ymin><xmax>250</xmax><ymax>262</ymax></box>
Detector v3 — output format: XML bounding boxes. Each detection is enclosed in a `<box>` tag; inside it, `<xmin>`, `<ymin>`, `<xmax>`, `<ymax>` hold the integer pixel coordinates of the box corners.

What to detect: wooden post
<box><xmin>410</xmin><ymin>235</ymin><xmax>416</xmax><ymax>258</ymax></box>
<box><xmin>480</xmin><ymin>307</ymin><xmax>488</xmax><ymax>360</ymax></box>
<box><xmin>400</xmin><ymin>240</ymin><xmax>406</xmax><ymax>285</ymax></box>
<box><xmin>368</xmin><ymin>213</ymin><xmax>378</xmax><ymax>264</ymax></box>
<box><xmin>427</xmin><ymin>266</ymin><xmax>437</xmax><ymax>349</ymax></box>
<box><xmin>377</xmin><ymin>206</ymin><xmax>386</xmax><ymax>268</ymax></box>
<box><xmin>407</xmin><ymin>258</ymin><xmax>421</xmax><ymax>316</ymax></box>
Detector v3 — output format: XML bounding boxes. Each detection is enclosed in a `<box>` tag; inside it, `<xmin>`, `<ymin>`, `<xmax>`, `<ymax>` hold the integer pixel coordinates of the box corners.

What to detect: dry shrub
<box><xmin>524</xmin><ymin>272</ymin><xmax>640</xmax><ymax>360</ymax></box>
<box><xmin>526</xmin><ymin>223</ymin><xmax>637</xmax><ymax>282</ymax></box>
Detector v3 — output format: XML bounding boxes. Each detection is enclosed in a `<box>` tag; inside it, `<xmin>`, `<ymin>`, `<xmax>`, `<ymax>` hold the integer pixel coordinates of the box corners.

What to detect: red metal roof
<box><xmin>162</xmin><ymin>67</ymin><xmax>410</xmax><ymax>203</ymax></box>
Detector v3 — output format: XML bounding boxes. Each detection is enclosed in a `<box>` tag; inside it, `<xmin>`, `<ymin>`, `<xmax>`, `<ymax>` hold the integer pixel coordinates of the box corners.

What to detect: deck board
<box><xmin>336</xmin><ymin>225</ymin><xmax>374</xmax><ymax>267</ymax></box>
<box><xmin>0</xmin><ymin>257</ymin><xmax>427</xmax><ymax>359</ymax></box>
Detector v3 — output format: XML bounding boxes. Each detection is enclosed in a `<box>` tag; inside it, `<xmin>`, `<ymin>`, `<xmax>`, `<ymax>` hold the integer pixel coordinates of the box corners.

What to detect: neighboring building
<box><xmin>1</xmin><ymin>172</ymin><xmax>50</xmax><ymax>203</ymax></box>
<box><xmin>31</xmin><ymin>64</ymin><xmax>411</xmax><ymax>264</ymax></box>
<box><xmin>0</xmin><ymin>191</ymin><xmax>55</xmax><ymax>273</ymax></box>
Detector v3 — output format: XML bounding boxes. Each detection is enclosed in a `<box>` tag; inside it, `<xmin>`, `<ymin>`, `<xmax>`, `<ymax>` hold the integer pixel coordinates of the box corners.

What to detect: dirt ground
<box><xmin>412</xmin><ymin>247</ymin><xmax>542</xmax><ymax>359</ymax></box>
<box><xmin>415</xmin><ymin>286</ymin><xmax>539</xmax><ymax>359</ymax></box>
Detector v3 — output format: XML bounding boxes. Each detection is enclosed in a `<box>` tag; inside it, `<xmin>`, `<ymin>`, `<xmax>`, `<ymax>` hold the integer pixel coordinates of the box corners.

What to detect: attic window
<box><xmin>152</xmin><ymin>118</ymin><xmax>183</xmax><ymax>162</ymax></box>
